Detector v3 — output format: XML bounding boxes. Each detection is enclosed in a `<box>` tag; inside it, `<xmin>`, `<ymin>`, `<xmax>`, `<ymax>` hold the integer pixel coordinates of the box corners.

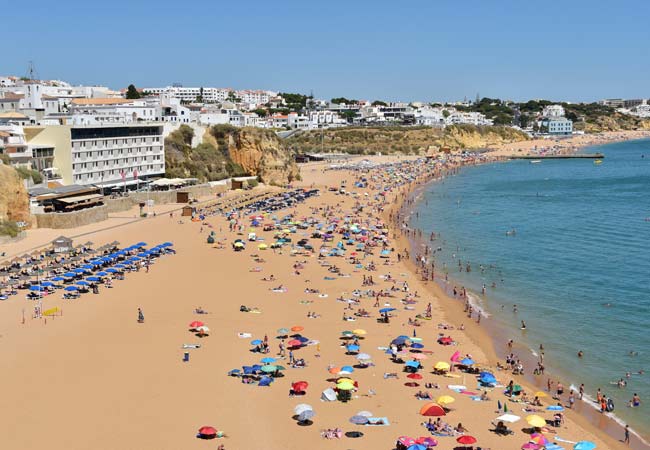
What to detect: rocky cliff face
<box><xmin>438</xmin><ymin>124</ymin><xmax>530</xmax><ymax>149</ymax></box>
<box><xmin>223</xmin><ymin>127</ymin><xmax>300</xmax><ymax>185</ymax></box>
<box><xmin>0</xmin><ymin>163</ymin><xmax>30</xmax><ymax>225</ymax></box>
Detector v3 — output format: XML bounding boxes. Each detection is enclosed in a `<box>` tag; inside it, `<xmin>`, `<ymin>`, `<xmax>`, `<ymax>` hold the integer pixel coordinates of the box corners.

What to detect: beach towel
<box><xmin>470</xmin><ymin>396</ymin><xmax>482</xmax><ymax>401</ymax></box>
<box><xmin>238</xmin><ymin>332</ymin><xmax>252</xmax><ymax>338</ymax></box>
<box><xmin>365</xmin><ymin>417</ymin><xmax>390</xmax><ymax>426</ymax></box>
<box><xmin>554</xmin><ymin>437</ymin><xmax>577</xmax><ymax>444</ymax></box>
<box><xmin>324</xmin><ymin>277</ymin><xmax>336</xmax><ymax>280</ymax></box>
<box><xmin>182</xmin><ymin>344</ymin><xmax>201</xmax><ymax>349</ymax></box>
<box><xmin>545</xmin><ymin>444</ymin><xmax>565</xmax><ymax>450</ymax></box>
<box><xmin>447</xmin><ymin>385</ymin><xmax>467</xmax><ymax>391</ymax></box>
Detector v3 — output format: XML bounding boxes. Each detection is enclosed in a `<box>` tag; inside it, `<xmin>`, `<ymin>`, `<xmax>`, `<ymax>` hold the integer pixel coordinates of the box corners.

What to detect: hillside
<box><xmin>286</xmin><ymin>125</ymin><xmax>530</xmax><ymax>155</ymax></box>
<box><xmin>0</xmin><ymin>163</ymin><xmax>30</xmax><ymax>236</ymax></box>
<box><xmin>165</xmin><ymin>125</ymin><xmax>300</xmax><ymax>185</ymax></box>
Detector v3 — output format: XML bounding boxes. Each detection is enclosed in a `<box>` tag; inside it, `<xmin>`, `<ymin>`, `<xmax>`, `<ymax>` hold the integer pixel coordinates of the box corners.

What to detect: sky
<box><xmin>4</xmin><ymin>0</ymin><xmax>650</xmax><ymax>103</ymax></box>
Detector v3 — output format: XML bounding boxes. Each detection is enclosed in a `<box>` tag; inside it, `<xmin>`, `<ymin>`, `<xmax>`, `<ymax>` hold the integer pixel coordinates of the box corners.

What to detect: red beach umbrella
<box><xmin>287</xmin><ymin>339</ymin><xmax>302</xmax><ymax>347</ymax></box>
<box><xmin>292</xmin><ymin>381</ymin><xmax>309</xmax><ymax>392</ymax></box>
<box><xmin>419</xmin><ymin>403</ymin><xmax>446</xmax><ymax>417</ymax></box>
<box><xmin>189</xmin><ymin>321</ymin><xmax>204</xmax><ymax>328</ymax></box>
<box><xmin>457</xmin><ymin>435</ymin><xmax>477</xmax><ymax>445</ymax></box>
<box><xmin>407</xmin><ymin>373</ymin><xmax>423</xmax><ymax>380</ymax></box>
<box><xmin>198</xmin><ymin>426</ymin><xmax>217</xmax><ymax>437</ymax></box>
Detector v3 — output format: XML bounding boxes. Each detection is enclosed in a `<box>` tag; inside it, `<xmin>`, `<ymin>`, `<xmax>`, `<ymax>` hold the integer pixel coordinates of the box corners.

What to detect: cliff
<box><xmin>287</xmin><ymin>125</ymin><xmax>529</xmax><ymax>155</ymax></box>
<box><xmin>0</xmin><ymin>163</ymin><xmax>30</xmax><ymax>231</ymax></box>
<box><xmin>165</xmin><ymin>125</ymin><xmax>300</xmax><ymax>185</ymax></box>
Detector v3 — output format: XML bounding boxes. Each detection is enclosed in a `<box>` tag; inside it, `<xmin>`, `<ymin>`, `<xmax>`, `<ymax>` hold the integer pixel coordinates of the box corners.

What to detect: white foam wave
<box><xmin>466</xmin><ymin>292</ymin><xmax>491</xmax><ymax>318</ymax></box>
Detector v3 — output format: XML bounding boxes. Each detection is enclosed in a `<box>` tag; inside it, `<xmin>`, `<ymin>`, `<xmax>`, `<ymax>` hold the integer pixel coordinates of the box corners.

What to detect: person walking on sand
<box><xmin>624</xmin><ymin>424</ymin><xmax>630</xmax><ymax>445</ymax></box>
<box><xmin>137</xmin><ymin>308</ymin><xmax>144</xmax><ymax>323</ymax></box>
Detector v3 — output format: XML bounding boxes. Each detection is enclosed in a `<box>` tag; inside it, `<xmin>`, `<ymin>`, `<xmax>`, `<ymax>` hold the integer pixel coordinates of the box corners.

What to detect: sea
<box><xmin>409</xmin><ymin>139</ymin><xmax>650</xmax><ymax>437</ymax></box>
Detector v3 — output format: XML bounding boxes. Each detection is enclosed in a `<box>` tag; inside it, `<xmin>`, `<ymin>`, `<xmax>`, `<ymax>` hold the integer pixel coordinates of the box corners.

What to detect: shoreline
<box><xmin>395</xmin><ymin>145</ymin><xmax>649</xmax><ymax>448</ymax></box>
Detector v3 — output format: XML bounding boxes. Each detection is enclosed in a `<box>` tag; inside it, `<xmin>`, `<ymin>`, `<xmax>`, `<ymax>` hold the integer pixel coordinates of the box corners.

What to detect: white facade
<box><xmin>545</xmin><ymin>118</ymin><xmax>573</xmax><ymax>135</ymax></box>
<box><xmin>70</xmin><ymin>124</ymin><xmax>165</xmax><ymax>186</ymax></box>
<box><xmin>68</xmin><ymin>99</ymin><xmax>157</xmax><ymax>125</ymax></box>
<box><xmin>144</xmin><ymin>86</ymin><xmax>233</xmax><ymax>103</ymax></box>
<box><xmin>542</xmin><ymin>104</ymin><xmax>565</xmax><ymax>118</ymax></box>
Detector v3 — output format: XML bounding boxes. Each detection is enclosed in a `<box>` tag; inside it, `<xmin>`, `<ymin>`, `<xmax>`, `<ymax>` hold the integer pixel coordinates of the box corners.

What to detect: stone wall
<box><xmin>33</xmin><ymin>205</ymin><xmax>109</xmax><ymax>229</ymax></box>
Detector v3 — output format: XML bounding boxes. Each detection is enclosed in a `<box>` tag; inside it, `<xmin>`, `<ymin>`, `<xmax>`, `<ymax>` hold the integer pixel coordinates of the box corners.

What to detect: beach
<box><xmin>0</xmin><ymin>153</ymin><xmax>641</xmax><ymax>450</ymax></box>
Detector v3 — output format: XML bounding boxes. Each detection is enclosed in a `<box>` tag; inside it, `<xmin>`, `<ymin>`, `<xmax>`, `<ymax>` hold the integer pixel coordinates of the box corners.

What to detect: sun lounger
<box><xmin>237</xmin><ymin>332</ymin><xmax>252</xmax><ymax>338</ymax></box>
<box><xmin>182</xmin><ymin>344</ymin><xmax>201</xmax><ymax>349</ymax></box>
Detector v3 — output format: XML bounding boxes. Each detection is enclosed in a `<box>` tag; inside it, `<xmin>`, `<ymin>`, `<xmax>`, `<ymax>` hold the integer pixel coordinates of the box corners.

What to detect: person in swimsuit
<box><xmin>631</xmin><ymin>393</ymin><xmax>641</xmax><ymax>407</ymax></box>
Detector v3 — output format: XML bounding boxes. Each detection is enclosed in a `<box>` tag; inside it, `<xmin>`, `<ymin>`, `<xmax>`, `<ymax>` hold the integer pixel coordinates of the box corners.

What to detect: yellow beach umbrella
<box><xmin>258</xmin><ymin>243</ymin><xmax>268</xmax><ymax>250</ymax></box>
<box><xmin>352</xmin><ymin>329</ymin><xmax>367</xmax><ymax>335</ymax></box>
<box><xmin>436</xmin><ymin>395</ymin><xmax>455</xmax><ymax>405</ymax></box>
<box><xmin>534</xmin><ymin>391</ymin><xmax>548</xmax><ymax>398</ymax></box>
<box><xmin>526</xmin><ymin>415</ymin><xmax>546</xmax><ymax>428</ymax></box>
<box><xmin>337</xmin><ymin>381</ymin><xmax>355</xmax><ymax>390</ymax></box>
<box><xmin>434</xmin><ymin>361</ymin><xmax>450</xmax><ymax>371</ymax></box>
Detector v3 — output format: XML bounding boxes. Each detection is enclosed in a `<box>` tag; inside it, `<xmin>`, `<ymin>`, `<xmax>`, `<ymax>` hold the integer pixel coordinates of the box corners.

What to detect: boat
<box><xmin>530</xmin><ymin>160</ymin><xmax>542</xmax><ymax>164</ymax></box>
<box><xmin>594</xmin><ymin>159</ymin><xmax>603</xmax><ymax>165</ymax></box>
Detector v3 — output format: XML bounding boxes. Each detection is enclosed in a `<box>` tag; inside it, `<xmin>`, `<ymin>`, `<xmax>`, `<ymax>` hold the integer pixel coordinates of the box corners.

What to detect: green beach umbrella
<box><xmin>261</xmin><ymin>365</ymin><xmax>278</xmax><ymax>373</ymax></box>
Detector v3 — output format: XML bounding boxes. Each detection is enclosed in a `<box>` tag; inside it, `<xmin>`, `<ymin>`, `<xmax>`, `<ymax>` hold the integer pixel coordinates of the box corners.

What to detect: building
<box><xmin>24</xmin><ymin>124</ymin><xmax>164</xmax><ymax>188</ymax></box>
<box><xmin>545</xmin><ymin>118</ymin><xmax>573</xmax><ymax>135</ymax></box>
<box><xmin>0</xmin><ymin>123</ymin><xmax>30</xmax><ymax>166</ymax></box>
<box><xmin>144</xmin><ymin>86</ymin><xmax>233</xmax><ymax>103</ymax></box>
<box><xmin>68</xmin><ymin>98</ymin><xmax>158</xmax><ymax>124</ymax></box>
<box><xmin>542</xmin><ymin>104</ymin><xmax>565</xmax><ymax>118</ymax></box>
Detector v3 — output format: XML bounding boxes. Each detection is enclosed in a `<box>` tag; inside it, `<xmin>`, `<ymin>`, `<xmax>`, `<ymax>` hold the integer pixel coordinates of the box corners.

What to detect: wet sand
<box><xmin>0</xmin><ymin>155</ymin><xmax>636</xmax><ymax>450</ymax></box>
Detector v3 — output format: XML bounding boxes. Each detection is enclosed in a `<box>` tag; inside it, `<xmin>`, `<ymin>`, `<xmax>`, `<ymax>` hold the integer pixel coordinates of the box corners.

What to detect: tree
<box><xmin>125</xmin><ymin>84</ymin><xmax>141</xmax><ymax>99</ymax></box>
<box><xmin>371</xmin><ymin>100</ymin><xmax>387</xmax><ymax>107</ymax></box>
<box><xmin>331</xmin><ymin>97</ymin><xmax>357</xmax><ymax>105</ymax></box>
<box><xmin>340</xmin><ymin>111</ymin><xmax>357</xmax><ymax>122</ymax></box>
<box><xmin>519</xmin><ymin>114</ymin><xmax>530</xmax><ymax>128</ymax></box>
<box><xmin>226</xmin><ymin>91</ymin><xmax>241</xmax><ymax>103</ymax></box>
<box><xmin>253</xmin><ymin>108</ymin><xmax>268</xmax><ymax>117</ymax></box>
<box><xmin>442</xmin><ymin>109</ymin><xmax>451</xmax><ymax>118</ymax></box>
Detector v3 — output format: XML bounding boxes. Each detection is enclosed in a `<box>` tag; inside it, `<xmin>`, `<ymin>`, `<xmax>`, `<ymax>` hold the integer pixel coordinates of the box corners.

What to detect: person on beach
<box><xmin>625</xmin><ymin>424</ymin><xmax>630</xmax><ymax>445</ymax></box>
<box><xmin>137</xmin><ymin>308</ymin><xmax>144</xmax><ymax>323</ymax></box>
<box><xmin>631</xmin><ymin>393</ymin><xmax>641</xmax><ymax>407</ymax></box>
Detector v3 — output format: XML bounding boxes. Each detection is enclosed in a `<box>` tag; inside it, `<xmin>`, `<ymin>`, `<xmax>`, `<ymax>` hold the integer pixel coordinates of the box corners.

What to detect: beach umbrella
<box><xmin>189</xmin><ymin>321</ymin><xmax>204</xmax><ymax>328</ymax></box>
<box><xmin>288</xmin><ymin>339</ymin><xmax>302</xmax><ymax>347</ymax></box>
<box><xmin>87</xmin><ymin>276</ymin><xmax>101</xmax><ymax>282</ymax></box>
<box><xmin>479</xmin><ymin>371</ymin><xmax>497</xmax><ymax>384</ymax></box>
<box><xmin>340</xmin><ymin>365</ymin><xmax>355</xmax><ymax>374</ymax></box>
<box><xmin>261</xmin><ymin>365</ymin><xmax>277</xmax><ymax>373</ymax></box>
<box><xmin>292</xmin><ymin>381</ymin><xmax>308</xmax><ymax>392</ymax></box>
<box><xmin>530</xmin><ymin>433</ymin><xmax>549</xmax><ymax>446</ymax></box>
<box><xmin>460</xmin><ymin>357</ymin><xmax>475</xmax><ymax>365</ymax></box>
<box><xmin>41</xmin><ymin>281</ymin><xmax>54</xmax><ymax>287</ymax></box>
<box><xmin>51</xmin><ymin>276</ymin><xmax>66</xmax><ymax>282</ymax></box>
<box><xmin>297</xmin><ymin>410</ymin><xmax>314</xmax><ymax>422</ymax></box>
<box><xmin>410</xmin><ymin>343</ymin><xmax>424</xmax><ymax>349</ymax></box>
<box><xmin>258</xmin><ymin>376</ymin><xmax>273</xmax><ymax>387</ymax></box>
<box><xmin>405</xmin><ymin>360</ymin><xmax>421</xmax><ymax>368</ymax></box>
<box><xmin>407</xmin><ymin>373</ymin><xmax>423</xmax><ymax>380</ymax></box>
<box><xmin>64</xmin><ymin>286</ymin><xmax>78</xmax><ymax>291</ymax></box>
<box><xmin>356</xmin><ymin>353</ymin><xmax>372</xmax><ymax>361</ymax></box>
<box><xmin>196</xmin><ymin>326</ymin><xmax>209</xmax><ymax>335</ymax></box>
<box><xmin>198</xmin><ymin>426</ymin><xmax>217</xmax><ymax>438</ymax></box>
<box><xmin>258</xmin><ymin>243</ymin><xmax>268</xmax><ymax>250</ymax></box>
<box><xmin>341</xmin><ymin>331</ymin><xmax>354</xmax><ymax>337</ymax></box>
<box><xmin>328</xmin><ymin>366</ymin><xmax>342</xmax><ymax>375</ymax></box>
<box><xmin>291</xmin><ymin>326</ymin><xmax>304</xmax><ymax>332</ymax></box>
<box><xmin>356</xmin><ymin>410</ymin><xmax>373</xmax><ymax>418</ymax></box>
<box><xmin>261</xmin><ymin>357</ymin><xmax>276</xmax><ymax>364</ymax></box>
<box><xmin>419</xmin><ymin>403</ymin><xmax>446</xmax><ymax>417</ymax></box>
<box><xmin>349</xmin><ymin>415</ymin><xmax>369</xmax><ymax>425</ymax></box>
<box><xmin>105</xmin><ymin>268</ymin><xmax>118</xmax><ymax>273</ymax></box>
<box><xmin>63</xmin><ymin>272</ymin><xmax>76</xmax><ymax>278</ymax></box>
<box><xmin>379</xmin><ymin>307</ymin><xmax>396</xmax><ymax>313</ymax></box>
<box><xmin>457</xmin><ymin>435</ymin><xmax>477</xmax><ymax>445</ymax></box>
<box><xmin>294</xmin><ymin>404</ymin><xmax>313</xmax><ymax>415</ymax></box>
<box><xmin>398</xmin><ymin>437</ymin><xmax>417</xmax><ymax>447</ymax></box>
<box><xmin>534</xmin><ymin>391</ymin><xmax>548</xmax><ymax>398</ymax></box>
<box><xmin>352</xmin><ymin>329</ymin><xmax>366</xmax><ymax>335</ymax></box>
<box><xmin>336</xmin><ymin>380</ymin><xmax>355</xmax><ymax>390</ymax></box>
<box><xmin>434</xmin><ymin>361</ymin><xmax>450</xmax><ymax>371</ymax></box>
<box><xmin>250</xmin><ymin>339</ymin><xmax>263</xmax><ymax>346</ymax></box>
<box><xmin>346</xmin><ymin>344</ymin><xmax>360</xmax><ymax>353</ymax></box>
<box><xmin>573</xmin><ymin>442</ymin><xmax>596</xmax><ymax>450</ymax></box>
<box><xmin>76</xmin><ymin>281</ymin><xmax>89</xmax><ymax>286</ymax></box>
<box><xmin>72</xmin><ymin>268</ymin><xmax>86</xmax><ymax>274</ymax></box>
<box><xmin>407</xmin><ymin>445</ymin><xmax>426</xmax><ymax>450</ymax></box>
<box><xmin>547</xmin><ymin>405</ymin><xmax>564</xmax><ymax>411</ymax></box>
<box><xmin>29</xmin><ymin>285</ymin><xmax>44</xmax><ymax>291</ymax></box>
<box><xmin>436</xmin><ymin>395</ymin><xmax>455</xmax><ymax>405</ymax></box>
<box><xmin>96</xmin><ymin>271</ymin><xmax>108</xmax><ymax>276</ymax></box>
<box><xmin>277</xmin><ymin>328</ymin><xmax>289</xmax><ymax>335</ymax></box>
<box><xmin>526</xmin><ymin>415</ymin><xmax>546</xmax><ymax>428</ymax></box>
<box><xmin>415</xmin><ymin>436</ymin><xmax>438</xmax><ymax>447</ymax></box>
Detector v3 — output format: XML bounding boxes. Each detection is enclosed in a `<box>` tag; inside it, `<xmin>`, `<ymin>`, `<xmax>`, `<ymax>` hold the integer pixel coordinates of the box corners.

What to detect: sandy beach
<box><xmin>0</xmin><ymin>154</ymin><xmax>642</xmax><ymax>450</ymax></box>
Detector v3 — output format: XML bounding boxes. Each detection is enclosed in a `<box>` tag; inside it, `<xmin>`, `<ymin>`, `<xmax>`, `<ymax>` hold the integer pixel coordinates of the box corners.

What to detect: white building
<box><xmin>144</xmin><ymin>86</ymin><xmax>233</xmax><ymax>103</ymax></box>
<box><xmin>545</xmin><ymin>118</ymin><xmax>573</xmax><ymax>135</ymax></box>
<box><xmin>68</xmin><ymin>98</ymin><xmax>157</xmax><ymax>125</ymax></box>
<box><xmin>542</xmin><ymin>104</ymin><xmax>565</xmax><ymax>118</ymax></box>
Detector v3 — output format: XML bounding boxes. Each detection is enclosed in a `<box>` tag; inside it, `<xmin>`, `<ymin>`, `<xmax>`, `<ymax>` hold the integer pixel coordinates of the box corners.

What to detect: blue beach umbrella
<box><xmin>258</xmin><ymin>376</ymin><xmax>273</xmax><ymax>386</ymax></box>
<box><xmin>64</xmin><ymin>272</ymin><xmax>76</xmax><ymax>277</ymax></box>
<box><xmin>52</xmin><ymin>276</ymin><xmax>66</xmax><ymax>282</ymax></box>
<box><xmin>411</xmin><ymin>343</ymin><xmax>424</xmax><ymax>349</ymax></box>
<box><xmin>64</xmin><ymin>286</ymin><xmax>78</xmax><ymax>291</ymax></box>
<box><xmin>105</xmin><ymin>268</ymin><xmax>118</xmax><ymax>273</ymax></box>
<box><xmin>407</xmin><ymin>445</ymin><xmax>426</xmax><ymax>450</ymax></box>
<box><xmin>96</xmin><ymin>271</ymin><xmax>108</xmax><ymax>276</ymax></box>
<box><xmin>346</xmin><ymin>345</ymin><xmax>360</xmax><ymax>352</ymax></box>
<box><xmin>114</xmin><ymin>264</ymin><xmax>126</xmax><ymax>269</ymax></box>
<box><xmin>573</xmin><ymin>442</ymin><xmax>596</xmax><ymax>450</ymax></box>
<box><xmin>460</xmin><ymin>358</ymin><xmax>475</xmax><ymax>365</ymax></box>
<box><xmin>547</xmin><ymin>405</ymin><xmax>565</xmax><ymax>411</ymax></box>
<box><xmin>29</xmin><ymin>285</ymin><xmax>44</xmax><ymax>291</ymax></box>
<box><xmin>379</xmin><ymin>307</ymin><xmax>396</xmax><ymax>313</ymax></box>
<box><xmin>81</xmin><ymin>264</ymin><xmax>94</xmax><ymax>269</ymax></box>
<box><xmin>250</xmin><ymin>339</ymin><xmax>263</xmax><ymax>346</ymax></box>
<box><xmin>87</xmin><ymin>276</ymin><xmax>101</xmax><ymax>282</ymax></box>
<box><xmin>73</xmin><ymin>268</ymin><xmax>86</xmax><ymax>274</ymax></box>
<box><xmin>41</xmin><ymin>281</ymin><xmax>54</xmax><ymax>287</ymax></box>
<box><xmin>261</xmin><ymin>357</ymin><xmax>276</xmax><ymax>364</ymax></box>
<box><xmin>405</xmin><ymin>360</ymin><xmax>420</xmax><ymax>368</ymax></box>
<box><xmin>76</xmin><ymin>281</ymin><xmax>89</xmax><ymax>286</ymax></box>
<box><xmin>340</xmin><ymin>365</ymin><xmax>355</xmax><ymax>373</ymax></box>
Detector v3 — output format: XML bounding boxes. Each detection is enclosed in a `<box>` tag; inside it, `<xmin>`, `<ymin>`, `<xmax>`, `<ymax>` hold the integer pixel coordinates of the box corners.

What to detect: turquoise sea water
<box><xmin>410</xmin><ymin>139</ymin><xmax>650</xmax><ymax>434</ymax></box>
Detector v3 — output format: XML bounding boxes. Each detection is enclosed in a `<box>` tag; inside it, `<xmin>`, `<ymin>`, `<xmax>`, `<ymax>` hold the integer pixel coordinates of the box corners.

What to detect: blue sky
<box><xmin>4</xmin><ymin>0</ymin><xmax>649</xmax><ymax>102</ymax></box>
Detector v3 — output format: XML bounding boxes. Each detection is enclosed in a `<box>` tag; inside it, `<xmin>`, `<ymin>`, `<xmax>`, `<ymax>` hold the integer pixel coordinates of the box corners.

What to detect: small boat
<box><xmin>530</xmin><ymin>160</ymin><xmax>542</xmax><ymax>164</ymax></box>
<box><xmin>594</xmin><ymin>159</ymin><xmax>603</xmax><ymax>165</ymax></box>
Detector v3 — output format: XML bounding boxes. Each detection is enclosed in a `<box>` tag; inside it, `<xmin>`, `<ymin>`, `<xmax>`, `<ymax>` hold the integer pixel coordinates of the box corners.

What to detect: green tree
<box><xmin>331</xmin><ymin>97</ymin><xmax>357</xmax><ymax>105</ymax></box>
<box><xmin>125</xmin><ymin>84</ymin><xmax>141</xmax><ymax>99</ymax></box>
<box><xmin>253</xmin><ymin>108</ymin><xmax>268</xmax><ymax>117</ymax></box>
<box><xmin>371</xmin><ymin>100</ymin><xmax>387</xmax><ymax>106</ymax></box>
<box><xmin>442</xmin><ymin>109</ymin><xmax>451</xmax><ymax>118</ymax></box>
<box><xmin>341</xmin><ymin>111</ymin><xmax>357</xmax><ymax>122</ymax></box>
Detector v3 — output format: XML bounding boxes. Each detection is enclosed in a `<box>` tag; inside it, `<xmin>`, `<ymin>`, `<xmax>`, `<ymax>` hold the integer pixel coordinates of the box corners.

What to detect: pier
<box><xmin>508</xmin><ymin>153</ymin><xmax>604</xmax><ymax>160</ymax></box>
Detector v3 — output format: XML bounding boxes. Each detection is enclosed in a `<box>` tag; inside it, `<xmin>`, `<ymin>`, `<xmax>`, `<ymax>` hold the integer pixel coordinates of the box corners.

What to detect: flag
<box><xmin>120</xmin><ymin>170</ymin><xmax>126</xmax><ymax>181</ymax></box>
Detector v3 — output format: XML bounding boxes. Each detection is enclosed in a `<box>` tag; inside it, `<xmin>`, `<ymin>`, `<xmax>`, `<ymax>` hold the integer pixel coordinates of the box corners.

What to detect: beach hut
<box><xmin>176</xmin><ymin>192</ymin><xmax>190</xmax><ymax>203</ymax></box>
<box><xmin>182</xmin><ymin>206</ymin><xmax>195</xmax><ymax>217</ymax></box>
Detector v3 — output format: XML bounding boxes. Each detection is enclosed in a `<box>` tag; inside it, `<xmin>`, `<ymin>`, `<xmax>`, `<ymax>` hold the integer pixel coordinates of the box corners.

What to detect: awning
<box><xmin>55</xmin><ymin>193</ymin><xmax>104</xmax><ymax>204</ymax></box>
